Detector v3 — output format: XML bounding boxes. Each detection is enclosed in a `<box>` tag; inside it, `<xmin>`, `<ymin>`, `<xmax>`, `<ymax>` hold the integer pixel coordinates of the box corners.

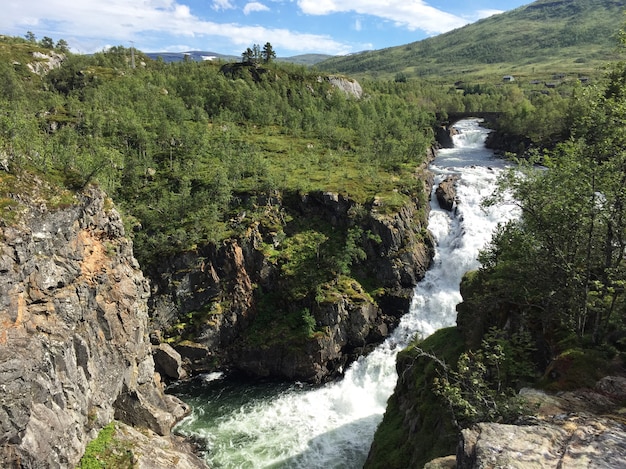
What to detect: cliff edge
<box><xmin>0</xmin><ymin>178</ymin><xmax>202</xmax><ymax>468</ymax></box>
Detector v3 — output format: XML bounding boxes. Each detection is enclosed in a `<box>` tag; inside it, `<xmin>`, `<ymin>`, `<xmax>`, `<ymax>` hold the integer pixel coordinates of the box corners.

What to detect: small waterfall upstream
<box><xmin>171</xmin><ymin>119</ymin><xmax>518</xmax><ymax>468</ymax></box>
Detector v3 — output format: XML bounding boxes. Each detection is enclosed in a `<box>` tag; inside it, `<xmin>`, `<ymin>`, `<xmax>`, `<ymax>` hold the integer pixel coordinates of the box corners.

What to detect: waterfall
<box><xmin>171</xmin><ymin>118</ymin><xmax>518</xmax><ymax>468</ymax></box>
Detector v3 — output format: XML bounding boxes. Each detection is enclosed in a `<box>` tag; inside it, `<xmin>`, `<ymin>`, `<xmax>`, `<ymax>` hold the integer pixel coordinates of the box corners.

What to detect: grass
<box><xmin>234</xmin><ymin>127</ymin><xmax>420</xmax><ymax>206</ymax></box>
<box><xmin>77</xmin><ymin>422</ymin><xmax>134</xmax><ymax>469</ymax></box>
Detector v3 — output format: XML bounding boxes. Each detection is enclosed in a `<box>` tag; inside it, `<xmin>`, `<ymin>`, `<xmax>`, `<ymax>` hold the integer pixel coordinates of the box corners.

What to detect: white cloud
<box><xmin>296</xmin><ymin>0</ymin><xmax>468</xmax><ymax>35</ymax></box>
<box><xmin>212</xmin><ymin>0</ymin><xmax>235</xmax><ymax>10</ymax></box>
<box><xmin>0</xmin><ymin>0</ymin><xmax>351</xmax><ymax>55</ymax></box>
<box><xmin>243</xmin><ymin>2</ymin><xmax>271</xmax><ymax>15</ymax></box>
<box><xmin>354</xmin><ymin>18</ymin><xmax>362</xmax><ymax>32</ymax></box>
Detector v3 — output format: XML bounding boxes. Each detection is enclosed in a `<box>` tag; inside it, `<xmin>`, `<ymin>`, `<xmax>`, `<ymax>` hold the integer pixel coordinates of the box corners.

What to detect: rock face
<box><xmin>326</xmin><ymin>75</ymin><xmax>363</xmax><ymax>99</ymax></box>
<box><xmin>0</xmin><ymin>186</ymin><xmax>194</xmax><ymax>468</ymax></box>
<box><xmin>458</xmin><ymin>384</ymin><xmax>626</xmax><ymax>469</ymax></box>
<box><xmin>435</xmin><ymin>124</ymin><xmax>459</xmax><ymax>149</ymax></box>
<box><xmin>435</xmin><ymin>176</ymin><xmax>458</xmax><ymax>211</ymax></box>
<box><xmin>148</xmin><ymin>183</ymin><xmax>434</xmax><ymax>383</ymax></box>
<box><xmin>27</xmin><ymin>51</ymin><xmax>65</xmax><ymax>75</ymax></box>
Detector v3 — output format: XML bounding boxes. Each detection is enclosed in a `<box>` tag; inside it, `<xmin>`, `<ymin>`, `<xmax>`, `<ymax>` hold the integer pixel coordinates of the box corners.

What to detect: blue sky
<box><xmin>2</xmin><ymin>0</ymin><xmax>530</xmax><ymax>56</ymax></box>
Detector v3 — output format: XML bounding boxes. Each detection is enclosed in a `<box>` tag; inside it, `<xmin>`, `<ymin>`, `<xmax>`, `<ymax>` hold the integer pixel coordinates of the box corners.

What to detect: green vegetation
<box><xmin>0</xmin><ymin>35</ymin><xmax>442</xmax><ymax>271</ymax></box>
<box><xmin>367</xmin><ymin>327</ymin><xmax>465</xmax><ymax>469</ymax></box>
<box><xmin>370</xmin><ymin>17</ymin><xmax>626</xmax><ymax>467</ymax></box>
<box><xmin>432</xmin><ymin>327</ymin><xmax>535</xmax><ymax>429</ymax></box>
<box><xmin>318</xmin><ymin>0</ymin><xmax>625</xmax><ymax>85</ymax></box>
<box><xmin>77</xmin><ymin>422</ymin><xmax>133</xmax><ymax>469</ymax></box>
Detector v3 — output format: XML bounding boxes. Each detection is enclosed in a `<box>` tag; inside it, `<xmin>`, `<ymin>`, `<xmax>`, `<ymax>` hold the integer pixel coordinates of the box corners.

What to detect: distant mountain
<box><xmin>146</xmin><ymin>51</ymin><xmax>332</xmax><ymax>66</ymax></box>
<box><xmin>316</xmin><ymin>0</ymin><xmax>626</xmax><ymax>83</ymax></box>
<box><xmin>145</xmin><ymin>51</ymin><xmax>238</xmax><ymax>63</ymax></box>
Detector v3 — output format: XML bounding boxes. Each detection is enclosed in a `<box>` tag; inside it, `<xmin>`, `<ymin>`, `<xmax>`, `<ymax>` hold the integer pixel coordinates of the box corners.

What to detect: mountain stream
<box><xmin>170</xmin><ymin>119</ymin><xmax>518</xmax><ymax>468</ymax></box>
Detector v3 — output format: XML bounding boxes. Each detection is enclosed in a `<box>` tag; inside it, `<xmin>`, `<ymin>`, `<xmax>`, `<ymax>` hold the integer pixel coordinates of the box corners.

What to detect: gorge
<box><xmin>170</xmin><ymin>119</ymin><xmax>518</xmax><ymax>467</ymax></box>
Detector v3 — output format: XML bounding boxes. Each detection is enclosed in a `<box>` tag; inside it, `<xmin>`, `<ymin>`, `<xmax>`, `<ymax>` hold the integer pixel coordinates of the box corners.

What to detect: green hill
<box><xmin>317</xmin><ymin>0</ymin><xmax>626</xmax><ymax>84</ymax></box>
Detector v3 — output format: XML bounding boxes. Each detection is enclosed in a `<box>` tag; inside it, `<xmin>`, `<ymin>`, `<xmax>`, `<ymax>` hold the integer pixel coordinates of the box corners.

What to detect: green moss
<box><xmin>373</xmin><ymin>190</ymin><xmax>411</xmax><ymax>215</ymax></box>
<box><xmin>77</xmin><ymin>422</ymin><xmax>134</xmax><ymax>469</ymax></box>
<box><xmin>366</xmin><ymin>327</ymin><xmax>465</xmax><ymax>469</ymax></box>
<box><xmin>539</xmin><ymin>347</ymin><xmax>612</xmax><ymax>392</ymax></box>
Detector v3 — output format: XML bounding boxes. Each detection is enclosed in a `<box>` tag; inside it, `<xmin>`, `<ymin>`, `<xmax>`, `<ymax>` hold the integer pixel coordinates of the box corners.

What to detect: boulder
<box><xmin>153</xmin><ymin>343</ymin><xmax>187</xmax><ymax>381</ymax></box>
<box><xmin>434</xmin><ymin>382</ymin><xmax>626</xmax><ymax>469</ymax></box>
<box><xmin>458</xmin><ymin>416</ymin><xmax>626</xmax><ymax>469</ymax></box>
<box><xmin>435</xmin><ymin>176</ymin><xmax>459</xmax><ymax>211</ymax></box>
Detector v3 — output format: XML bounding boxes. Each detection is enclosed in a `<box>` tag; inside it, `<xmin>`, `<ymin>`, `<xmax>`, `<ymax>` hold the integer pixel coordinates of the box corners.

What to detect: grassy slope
<box><xmin>317</xmin><ymin>0</ymin><xmax>626</xmax><ymax>85</ymax></box>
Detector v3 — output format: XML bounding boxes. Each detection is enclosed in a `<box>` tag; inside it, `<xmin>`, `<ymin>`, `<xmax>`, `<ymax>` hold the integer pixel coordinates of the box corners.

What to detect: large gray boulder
<box><xmin>457</xmin><ymin>384</ymin><xmax>626</xmax><ymax>469</ymax></box>
<box><xmin>435</xmin><ymin>176</ymin><xmax>459</xmax><ymax>211</ymax></box>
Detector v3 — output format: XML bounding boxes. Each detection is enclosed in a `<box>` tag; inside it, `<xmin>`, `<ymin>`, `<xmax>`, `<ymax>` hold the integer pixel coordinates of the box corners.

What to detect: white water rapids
<box><xmin>171</xmin><ymin>119</ymin><xmax>518</xmax><ymax>468</ymax></box>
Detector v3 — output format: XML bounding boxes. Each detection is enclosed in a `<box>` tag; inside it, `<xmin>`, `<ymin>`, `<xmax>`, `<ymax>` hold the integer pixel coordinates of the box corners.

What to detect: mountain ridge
<box><xmin>316</xmin><ymin>0</ymin><xmax>626</xmax><ymax>83</ymax></box>
<box><xmin>145</xmin><ymin>50</ymin><xmax>332</xmax><ymax>66</ymax></box>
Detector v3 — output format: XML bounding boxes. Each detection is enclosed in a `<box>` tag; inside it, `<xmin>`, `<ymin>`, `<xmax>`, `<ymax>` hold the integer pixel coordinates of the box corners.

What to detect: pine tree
<box><xmin>262</xmin><ymin>42</ymin><xmax>276</xmax><ymax>63</ymax></box>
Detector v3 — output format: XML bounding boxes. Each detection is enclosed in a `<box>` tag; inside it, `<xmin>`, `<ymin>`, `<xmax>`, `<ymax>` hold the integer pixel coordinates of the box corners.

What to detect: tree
<box><xmin>262</xmin><ymin>42</ymin><xmax>276</xmax><ymax>63</ymax></box>
<box><xmin>56</xmin><ymin>39</ymin><xmax>69</xmax><ymax>53</ymax></box>
<box><xmin>242</xmin><ymin>45</ymin><xmax>260</xmax><ymax>63</ymax></box>
<box><xmin>480</xmin><ymin>61</ymin><xmax>626</xmax><ymax>347</ymax></box>
<box><xmin>25</xmin><ymin>31</ymin><xmax>36</xmax><ymax>43</ymax></box>
<box><xmin>242</xmin><ymin>47</ymin><xmax>254</xmax><ymax>63</ymax></box>
<box><xmin>40</xmin><ymin>36</ymin><xmax>54</xmax><ymax>49</ymax></box>
<box><xmin>252</xmin><ymin>44</ymin><xmax>261</xmax><ymax>63</ymax></box>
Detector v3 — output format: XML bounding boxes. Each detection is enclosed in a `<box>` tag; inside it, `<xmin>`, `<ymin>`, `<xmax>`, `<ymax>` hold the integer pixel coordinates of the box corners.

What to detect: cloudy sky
<box><xmin>2</xmin><ymin>0</ymin><xmax>529</xmax><ymax>56</ymax></box>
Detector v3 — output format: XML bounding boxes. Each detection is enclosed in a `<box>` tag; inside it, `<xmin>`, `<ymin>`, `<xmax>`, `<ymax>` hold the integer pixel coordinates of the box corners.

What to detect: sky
<box><xmin>2</xmin><ymin>0</ymin><xmax>530</xmax><ymax>57</ymax></box>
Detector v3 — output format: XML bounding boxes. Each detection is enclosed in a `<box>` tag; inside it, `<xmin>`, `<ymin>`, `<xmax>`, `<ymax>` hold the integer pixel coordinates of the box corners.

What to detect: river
<box><xmin>170</xmin><ymin>119</ymin><xmax>518</xmax><ymax>468</ymax></box>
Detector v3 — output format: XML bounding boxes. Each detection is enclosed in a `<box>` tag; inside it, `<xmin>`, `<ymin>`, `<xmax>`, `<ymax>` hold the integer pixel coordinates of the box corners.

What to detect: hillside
<box><xmin>317</xmin><ymin>0</ymin><xmax>626</xmax><ymax>83</ymax></box>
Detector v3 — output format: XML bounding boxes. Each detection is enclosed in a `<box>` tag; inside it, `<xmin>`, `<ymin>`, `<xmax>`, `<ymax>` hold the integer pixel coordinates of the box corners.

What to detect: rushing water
<box><xmin>170</xmin><ymin>119</ymin><xmax>518</xmax><ymax>469</ymax></box>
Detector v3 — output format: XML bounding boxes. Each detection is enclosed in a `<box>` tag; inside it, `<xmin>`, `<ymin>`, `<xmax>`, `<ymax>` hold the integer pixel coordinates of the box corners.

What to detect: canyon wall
<box><xmin>0</xmin><ymin>183</ymin><xmax>199</xmax><ymax>467</ymax></box>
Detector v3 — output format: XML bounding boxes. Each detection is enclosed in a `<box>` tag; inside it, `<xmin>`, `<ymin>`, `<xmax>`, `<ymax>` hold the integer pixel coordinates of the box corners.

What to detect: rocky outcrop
<box><xmin>457</xmin><ymin>383</ymin><xmax>626</xmax><ymax>468</ymax></box>
<box><xmin>435</xmin><ymin>176</ymin><xmax>458</xmax><ymax>211</ymax></box>
<box><xmin>231</xmin><ymin>282</ymin><xmax>389</xmax><ymax>383</ymax></box>
<box><xmin>484</xmin><ymin>128</ymin><xmax>532</xmax><ymax>156</ymax></box>
<box><xmin>0</xmin><ymin>184</ymin><xmax>196</xmax><ymax>468</ymax></box>
<box><xmin>364</xmin><ymin>327</ymin><xmax>464</xmax><ymax>469</ymax></box>
<box><xmin>27</xmin><ymin>51</ymin><xmax>65</xmax><ymax>75</ymax></box>
<box><xmin>326</xmin><ymin>76</ymin><xmax>363</xmax><ymax>99</ymax></box>
<box><xmin>435</xmin><ymin>124</ymin><xmax>459</xmax><ymax>149</ymax></box>
<box><xmin>148</xmin><ymin>183</ymin><xmax>434</xmax><ymax>383</ymax></box>
<box><xmin>113</xmin><ymin>421</ymin><xmax>207</xmax><ymax>469</ymax></box>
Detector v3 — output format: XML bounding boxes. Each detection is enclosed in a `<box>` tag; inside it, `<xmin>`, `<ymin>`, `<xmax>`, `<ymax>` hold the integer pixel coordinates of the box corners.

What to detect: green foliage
<box><xmin>0</xmin><ymin>34</ymin><xmax>439</xmax><ymax>271</ymax></box>
<box><xmin>475</xmin><ymin>41</ymin><xmax>626</xmax><ymax>370</ymax></box>
<box><xmin>432</xmin><ymin>327</ymin><xmax>535</xmax><ymax>428</ymax></box>
<box><xmin>78</xmin><ymin>422</ymin><xmax>133</xmax><ymax>469</ymax></box>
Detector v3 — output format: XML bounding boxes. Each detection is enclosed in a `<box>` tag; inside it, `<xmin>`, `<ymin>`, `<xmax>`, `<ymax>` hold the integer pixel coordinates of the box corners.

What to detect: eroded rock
<box><xmin>0</xmin><ymin>186</ymin><xmax>193</xmax><ymax>468</ymax></box>
<box><xmin>153</xmin><ymin>343</ymin><xmax>187</xmax><ymax>381</ymax></box>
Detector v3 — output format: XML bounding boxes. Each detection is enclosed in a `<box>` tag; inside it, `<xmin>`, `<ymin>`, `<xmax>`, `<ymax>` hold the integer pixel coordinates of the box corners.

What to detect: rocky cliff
<box><xmin>366</xmin><ymin>326</ymin><xmax>626</xmax><ymax>469</ymax></box>
<box><xmin>0</xmin><ymin>178</ymin><xmax>202</xmax><ymax>468</ymax></box>
<box><xmin>148</xmin><ymin>168</ymin><xmax>434</xmax><ymax>384</ymax></box>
